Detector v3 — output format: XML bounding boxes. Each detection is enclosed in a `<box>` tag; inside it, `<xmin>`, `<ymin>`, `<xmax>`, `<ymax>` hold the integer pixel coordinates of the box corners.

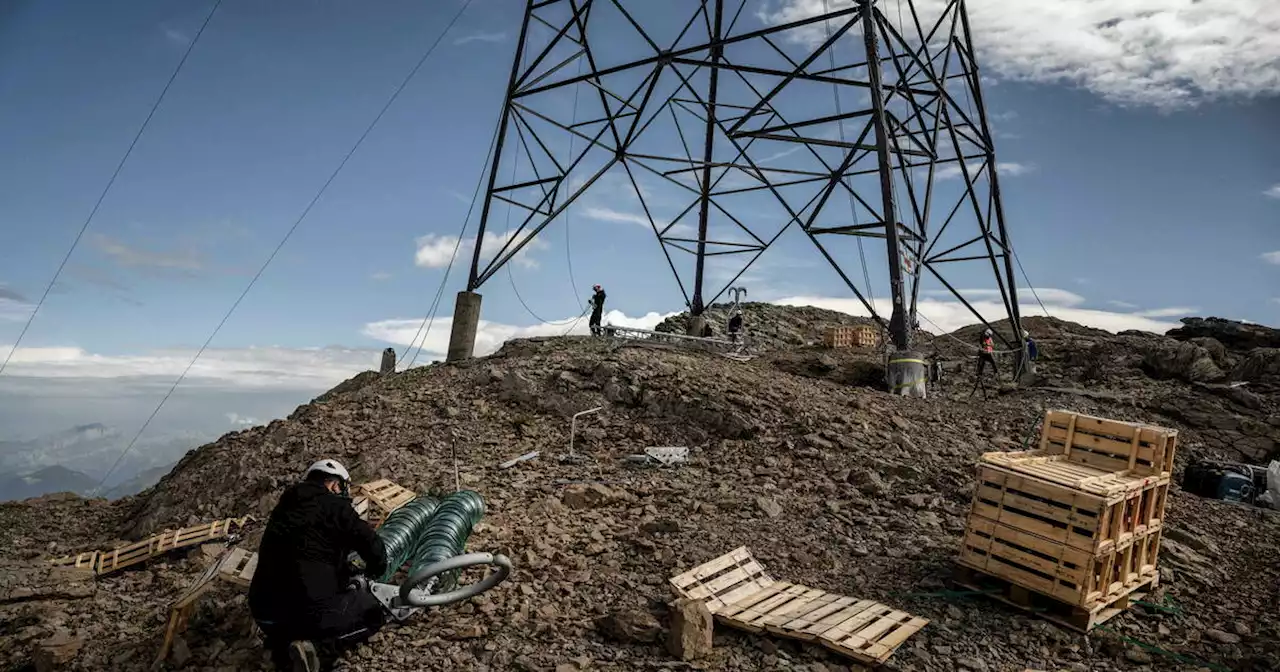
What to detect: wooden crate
<box><xmin>959</xmin><ymin>514</ymin><xmax>1160</xmax><ymax>611</ymax></box>
<box><xmin>1018</xmin><ymin>410</ymin><xmax>1178</xmax><ymax>478</ymax></box>
<box><xmin>970</xmin><ymin>464</ymin><xmax>1168</xmax><ymax>555</ymax></box>
<box><xmin>670</xmin><ymin>547</ymin><xmax>927</xmax><ymax>666</ymax></box>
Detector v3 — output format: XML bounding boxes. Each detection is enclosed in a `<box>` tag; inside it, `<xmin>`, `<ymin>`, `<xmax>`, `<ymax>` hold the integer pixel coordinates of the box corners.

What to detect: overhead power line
<box><xmin>0</xmin><ymin>0</ymin><xmax>224</xmax><ymax>379</ymax></box>
<box><xmin>93</xmin><ymin>0</ymin><xmax>477</xmax><ymax>492</ymax></box>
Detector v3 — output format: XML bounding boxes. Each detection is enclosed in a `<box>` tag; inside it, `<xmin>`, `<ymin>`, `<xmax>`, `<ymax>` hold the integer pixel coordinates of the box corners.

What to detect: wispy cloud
<box><xmin>370</xmin><ymin>271</ymin><xmax>392</xmax><ymax>281</ymax></box>
<box><xmin>1133</xmin><ymin>306</ymin><xmax>1198</xmax><ymax>318</ymax></box>
<box><xmin>414</xmin><ymin>230</ymin><xmax>547</xmax><ymax>270</ymax></box>
<box><xmin>1107</xmin><ymin>300</ymin><xmax>1139</xmax><ymax>310</ymax></box>
<box><xmin>581</xmin><ymin>205</ymin><xmax>696</xmax><ymax>235</ymax></box>
<box><xmin>935</xmin><ymin>161</ymin><xmax>1034</xmax><ymax>180</ymax></box>
<box><xmin>90</xmin><ymin>234</ymin><xmax>203</xmax><ymax>273</ymax></box>
<box><xmin>362</xmin><ymin>309</ymin><xmax>677</xmax><ymax>363</ymax></box>
<box><xmin>454</xmin><ymin>31</ymin><xmax>508</xmax><ymax>46</ymax></box>
<box><xmin>763</xmin><ymin>0</ymin><xmax>1280</xmax><ymax>109</ymax></box>
<box><xmin>0</xmin><ymin>344</ymin><xmax>377</xmax><ymax>389</ymax></box>
<box><xmin>777</xmin><ymin>288</ymin><xmax>1186</xmax><ymax>335</ymax></box>
<box><xmin>1262</xmin><ymin>250</ymin><xmax>1280</xmax><ymax>265</ymax></box>
<box><xmin>0</xmin><ymin>286</ymin><xmax>28</xmax><ymax>303</ymax></box>
<box><xmin>161</xmin><ymin>26</ymin><xmax>190</xmax><ymax>46</ymax></box>
<box><xmin>226</xmin><ymin>412</ymin><xmax>260</xmax><ymax>426</ymax></box>
<box><xmin>1265</xmin><ymin>184</ymin><xmax>1280</xmax><ymax>200</ymax></box>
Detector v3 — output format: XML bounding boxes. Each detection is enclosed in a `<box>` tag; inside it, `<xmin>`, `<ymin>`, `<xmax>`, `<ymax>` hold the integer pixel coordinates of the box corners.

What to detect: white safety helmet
<box><xmin>306</xmin><ymin>459</ymin><xmax>352</xmax><ymax>496</ymax></box>
<box><xmin>983</xmin><ymin>328</ymin><xmax>993</xmax><ymax>336</ymax></box>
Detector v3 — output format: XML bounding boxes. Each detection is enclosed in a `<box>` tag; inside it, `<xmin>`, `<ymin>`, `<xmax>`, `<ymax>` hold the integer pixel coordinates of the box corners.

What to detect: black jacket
<box><xmin>249</xmin><ymin>481</ymin><xmax>388</xmax><ymax>620</ymax></box>
<box><xmin>590</xmin><ymin>289</ymin><xmax>606</xmax><ymax>315</ymax></box>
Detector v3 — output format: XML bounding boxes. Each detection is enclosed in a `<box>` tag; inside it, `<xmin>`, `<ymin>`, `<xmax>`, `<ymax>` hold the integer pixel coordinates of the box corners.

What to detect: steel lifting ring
<box><xmin>398</xmin><ymin>552</ymin><xmax>512</xmax><ymax>607</ymax></box>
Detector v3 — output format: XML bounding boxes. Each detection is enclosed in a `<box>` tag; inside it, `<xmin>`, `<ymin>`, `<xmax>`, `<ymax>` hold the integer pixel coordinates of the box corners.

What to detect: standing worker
<box><xmin>727</xmin><ymin>309</ymin><xmax>744</xmax><ymax>343</ymax></box>
<box><xmin>971</xmin><ymin>328</ymin><xmax>999</xmax><ymax>398</ymax></box>
<box><xmin>249</xmin><ymin>460</ymin><xmax>389</xmax><ymax>672</ymax></box>
<box><xmin>588</xmin><ymin>284</ymin><xmax>607</xmax><ymax>336</ymax></box>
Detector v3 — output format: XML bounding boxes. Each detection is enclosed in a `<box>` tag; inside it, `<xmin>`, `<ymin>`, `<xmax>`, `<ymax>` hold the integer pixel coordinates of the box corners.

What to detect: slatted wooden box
<box><xmin>991</xmin><ymin>409</ymin><xmax>1178</xmax><ymax>479</ymax></box>
<box><xmin>969</xmin><ymin>464</ymin><xmax>1168</xmax><ymax>556</ymax></box>
<box><xmin>959</xmin><ymin>511</ymin><xmax>1161</xmax><ymax>611</ymax></box>
<box><xmin>670</xmin><ymin>547</ymin><xmax>927</xmax><ymax>666</ymax></box>
<box><xmin>821</xmin><ymin>325</ymin><xmax>878</xmax><ymax>349</ymax></box>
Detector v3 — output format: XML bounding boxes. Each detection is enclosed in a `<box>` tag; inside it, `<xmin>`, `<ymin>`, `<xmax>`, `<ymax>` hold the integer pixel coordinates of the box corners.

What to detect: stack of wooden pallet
<box><xmin>956</xmin><ymin>409</ymin><xmax>1177</xmax><ymax>631</ymax></box>
<box><xmin>821</xmin><ymin>324</ymin><xmax>878</xmax><ymax>349</ymax></box>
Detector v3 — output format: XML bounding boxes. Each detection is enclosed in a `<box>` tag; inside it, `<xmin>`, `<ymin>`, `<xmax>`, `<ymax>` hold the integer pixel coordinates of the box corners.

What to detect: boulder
<box><xmin>33</xmin><ymin>629</ymin><xmax>82</xmax><ymax>672</ymax></box>
<box><xmin>667</xmin><ymin>598</ymin><xmax>714</xmax><ymax>661</ymax></box>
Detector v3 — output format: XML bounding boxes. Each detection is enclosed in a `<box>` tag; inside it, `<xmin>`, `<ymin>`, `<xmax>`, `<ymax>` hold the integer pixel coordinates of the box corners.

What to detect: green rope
<box><xmin>1095</xmin><ymin>626</ymin><xmax>1231</xmax><ymax>672</ymax></box>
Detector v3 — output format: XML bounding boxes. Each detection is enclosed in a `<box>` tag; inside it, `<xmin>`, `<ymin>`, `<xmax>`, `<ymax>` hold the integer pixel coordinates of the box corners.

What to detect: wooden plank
<box><xmin>797</xmin><ymin>599</ymin><xmax>879</xmax><ymax>639</ymax></box>
<box><xmin>776</xmin><ymin>594</ymin><xmax>861</xmax><ymax>639</ymax></box>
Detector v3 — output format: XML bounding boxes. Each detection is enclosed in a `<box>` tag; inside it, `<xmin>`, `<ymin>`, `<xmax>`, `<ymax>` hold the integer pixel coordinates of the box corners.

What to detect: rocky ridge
<box><xmin>1</xmin><ymin>312</ymin><xmax>1278</xmax><ymax>672</ymax></box>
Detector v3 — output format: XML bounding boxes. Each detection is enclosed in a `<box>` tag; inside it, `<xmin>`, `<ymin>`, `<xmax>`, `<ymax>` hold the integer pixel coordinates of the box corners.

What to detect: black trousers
<box><xmin>977</xmin><ymin>352</ymin><xmax>998</xmax><ymax>377</ymax></box>
<box><xmin>589</xmin><ymin>310</ymin><xmax>603</xmax><ymax>335</ymax></box>
<box><xmin>256</xmin><ymin>589</ymin><xmax>385</xmax><ymax>670</ymax></box>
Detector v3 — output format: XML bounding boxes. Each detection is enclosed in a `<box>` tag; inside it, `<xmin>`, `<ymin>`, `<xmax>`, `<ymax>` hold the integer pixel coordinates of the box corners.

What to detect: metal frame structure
<box><xmin>463</xmin><ymin>0</ymin><xmax>1023</xmax><ymax>353</ymax></box>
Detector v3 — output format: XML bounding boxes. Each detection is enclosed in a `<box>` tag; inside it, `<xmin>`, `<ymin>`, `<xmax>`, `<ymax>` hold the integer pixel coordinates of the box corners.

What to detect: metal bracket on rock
<box><xmin>626</xmin><ymin>446</ymin><xmax>689</xmax><ymax>467</ymax></box>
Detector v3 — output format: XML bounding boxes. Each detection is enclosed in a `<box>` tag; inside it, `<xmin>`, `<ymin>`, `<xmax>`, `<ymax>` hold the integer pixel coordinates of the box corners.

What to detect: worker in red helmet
<box><xmin>588</xmin><ymin>284</ymin><xmax>607</xmax><ymax>336</ymax></box>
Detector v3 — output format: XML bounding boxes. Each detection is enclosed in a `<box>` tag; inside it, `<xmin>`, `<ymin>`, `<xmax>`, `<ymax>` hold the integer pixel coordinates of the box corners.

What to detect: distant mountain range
<box><xmin>0</xmin><ymin>466</ymin><xmax>99</xmax><ymax>502</ymax></box>
<box><xmin>0</xmin><ymin>423</ymin><xmax>204</xmax><ymax>502</ymax></box>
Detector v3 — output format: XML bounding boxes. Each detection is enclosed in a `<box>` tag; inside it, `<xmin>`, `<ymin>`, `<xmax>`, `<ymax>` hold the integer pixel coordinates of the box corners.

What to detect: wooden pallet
<box><xmin>953</xmin><ymin>563</ymin><xmax>1156</xmax><ymax>632</ymax></box>
<box><xmin>358</xmin><ymin>479</ymin><xmax>415</xmax><ymax>523</ymax></box>
<box><xmin>50</xmin><ymin>515</ymin><xmax>255</xmax><ymax>576</ymax></box>
<box><xmin>971</xmin><ymin>464</ymin><xmax>1168</xmax><ymax>555</ymax></box>
<box><xmin>670</xmin><ymin>547</ymin><xmax>927</xmax><ymax>666</ymax></box>
<box><xmin>959</xmin><ymin>515</ymin><xmax>1161</xmax><ymax>610</ymax></box>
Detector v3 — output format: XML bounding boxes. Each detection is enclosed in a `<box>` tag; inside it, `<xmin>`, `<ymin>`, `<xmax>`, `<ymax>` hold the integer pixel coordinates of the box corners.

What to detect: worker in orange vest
<box><xmin>970</xmin><ymin>328</ymin><xmax>999</xmax><ymax>398</ymax></box>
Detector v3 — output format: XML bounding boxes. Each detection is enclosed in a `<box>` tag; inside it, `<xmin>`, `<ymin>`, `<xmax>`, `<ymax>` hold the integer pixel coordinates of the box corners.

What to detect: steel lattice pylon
<box><xmin>454</xmin><ymin>0</ymin><xmax>1024</xmax><ymax>376</ymax></box>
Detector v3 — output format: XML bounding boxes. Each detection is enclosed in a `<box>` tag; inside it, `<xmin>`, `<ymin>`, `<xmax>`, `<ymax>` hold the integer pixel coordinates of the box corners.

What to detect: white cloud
<box><xmin>1133</xmin><ymin>306</ymin><xmax>1198</xmax><ymax>318</ymax></box>
<box><xmin>370</xmin><ymin>271</ymin><xmax>392</xmax><ymax>281</ymax></box>
<box><xmin>923</xmin><ymin>287</ymin><xmax>1084</xmax><ymax>307</ymax></box>
<box><xmin>763</xmin><ymin>0</ymin><xmax>1280</xmax><ymax>108</ymax></box>
<box><xmin>581</xmin><ymin>205</ymin><xmax>696</xmax><ymax>236</ymax></box>
<box><xmin>90</xmin><ymin>234</ymin><xmax>202</xmax><ymax>272</ymax></box>
<box><xmin>0</xmin><ymin>297</ymin><xmax>34</xmax><ymax>322</ymax></box>
<box><xmin>226</xmin><ymin>412</ymin><xmax>260</xmax><ymax>426</ymax></box>
<box><xmin>777</xmin><ymin>287</ymin><xmax>1183</xmax><ymax>335</ymax></box>
<box><xmin>582</xmin><ymin>206</ymin><xmax>653</xmax><ymax>228</ymax></box>
<box><xmin>935</xmin><ymin>161</ymin><xmax>1034</xmax><ymax>180</ymax></box>
<box><xmin>1107</xmin><ymin>300</ymin><xmax>1139</xmax><ymax>309</ymax></box>
<box><xmin>362</xmin><ymin>309</ymin><xmax>677</xmax><ymax>363</ymax></box>
<box><xmin>414</xmin><ymin>231</ymin><xmax>547</xmax><ymax>270</ymax></box>
<box><xmin>0</xmin><ymin>344</ymin><xmax>379</xmax><ymax>389</ymax></box>
<box><xmin>454</xmin><ymin>32</ymin><xmax>508</xmax><ymax>45</ymax></box>
<box><xmin>1263</xmin><ymin>251</ymin><xmax>1280</xmax><ymax>265</ymax></box>
<box><xmin>1264</xmin><ymin>184</ymin><xmax>1280</xmax><ymax>199</ymax></box>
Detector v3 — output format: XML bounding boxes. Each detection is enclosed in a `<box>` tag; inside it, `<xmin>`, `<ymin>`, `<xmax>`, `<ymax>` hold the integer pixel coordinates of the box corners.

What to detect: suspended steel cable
<box><xmin>821</xmin><ymin>0</ymin><xmax>876</xmax><ymax>307</ymax></box>
<box><xmin>401</xmin><ymin>117</ymin><xmax>502</xmax><ymax>368</ymax></box>
<box><xmin>93</xmin><ymin>0</ymin><xmax>477</xmax><ymax>492</ymax></box>
<box><xmin>0</xmin><ymin>0</ymin><xmax>224</xmax><ymax>379</ymax></box>
<box><xmin>506</xmin><ymin>54</ymin><xmax>588</xmax><ymax>326</ymax></box>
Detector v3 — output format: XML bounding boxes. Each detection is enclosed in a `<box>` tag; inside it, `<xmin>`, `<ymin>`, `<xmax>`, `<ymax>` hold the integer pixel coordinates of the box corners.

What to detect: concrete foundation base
<box><xmin>446</xmin><ymin>291</ymin><xmax>483</xmax><ymax>362</ymax></box>
<box><xmin>887</xmin><ymin>351</ymin><xmax>928</xmax><ymax>398</ymax></box>
<box><xmin>687</xmin><ymin>316</ymin><xmax>708</xmax><ymax>338</ymax></box>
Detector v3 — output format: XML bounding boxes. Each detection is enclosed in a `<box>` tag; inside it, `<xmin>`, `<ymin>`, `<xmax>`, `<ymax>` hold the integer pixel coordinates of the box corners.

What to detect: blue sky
<box><xmin>1</xmin><ymin>0</ymin><xmax>1279</xmax><ymax>446</ymax></box>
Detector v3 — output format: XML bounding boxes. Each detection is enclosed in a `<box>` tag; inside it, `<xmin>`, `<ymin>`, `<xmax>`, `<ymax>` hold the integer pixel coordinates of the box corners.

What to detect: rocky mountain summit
<box><xmin>1</xmin><ymin>310</ymin><xmax>1277</xmax><ymax>672</ymax></box>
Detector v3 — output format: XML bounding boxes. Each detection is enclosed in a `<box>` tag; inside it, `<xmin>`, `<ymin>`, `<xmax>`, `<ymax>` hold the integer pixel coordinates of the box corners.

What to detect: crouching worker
<box><xmin>249</xmin><ymin>459</ymin><xmax>388</xmax><ymax>672</ymax></box>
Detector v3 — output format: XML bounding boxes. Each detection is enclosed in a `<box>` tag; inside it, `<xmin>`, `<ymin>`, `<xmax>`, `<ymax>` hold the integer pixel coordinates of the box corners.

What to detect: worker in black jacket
<box><xmin>249</xmin><ymin>459</ymin><xmax>388</xmax><ymax>672</ymax></box>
